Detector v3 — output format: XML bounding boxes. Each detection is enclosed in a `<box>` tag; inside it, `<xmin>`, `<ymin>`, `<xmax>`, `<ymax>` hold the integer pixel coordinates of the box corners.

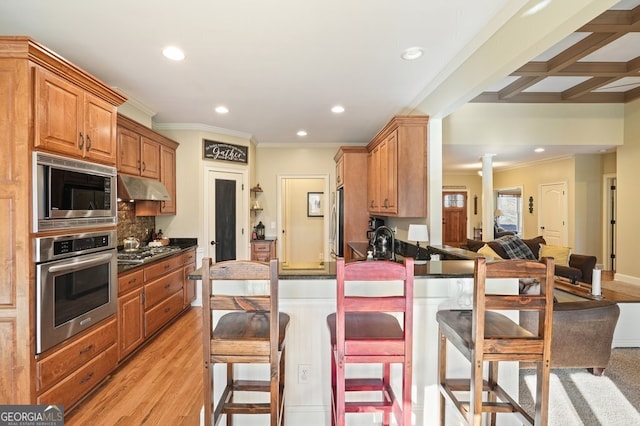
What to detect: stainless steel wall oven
<box><xmin>33</xmin><ymin>151</ymin><xmax>117</xmax><ymax>232</ymax></box>
<box><xmin>35</xmin><ymin>230</ymin><xmax>117</xmax><ymax>354</ymax></box>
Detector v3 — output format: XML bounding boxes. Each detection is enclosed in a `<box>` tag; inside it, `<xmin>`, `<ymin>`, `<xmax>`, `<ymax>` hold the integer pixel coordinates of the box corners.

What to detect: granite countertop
<box><xmin>188</xmin><ymin>259</ymin><xmax>475</xmax><ymax>281</ymax></box>
<box><xmin>117</xmin><ymin>238</ymin><xmax>198</xmax><ymax>275</ymax></box>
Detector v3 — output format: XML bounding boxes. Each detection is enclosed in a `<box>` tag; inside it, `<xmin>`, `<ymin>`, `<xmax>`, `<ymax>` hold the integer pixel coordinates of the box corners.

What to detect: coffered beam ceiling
<box><xmin>473</xmin><ymin>5</ymin><xmax>640</xmax><ymax>103</ymax></box>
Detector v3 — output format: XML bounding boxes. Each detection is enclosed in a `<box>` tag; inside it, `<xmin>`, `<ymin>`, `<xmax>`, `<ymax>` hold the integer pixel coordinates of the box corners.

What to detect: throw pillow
<box><xmin>539</xmin><ymin>243</ymin><xmax>571</xmax><ymax>267</ymax></box>
<box><xmin>465</xmin><ymin>239</ymin><xmax>485</xmax><ymax>252</ymax></box>
<box><xmin>478</xmin><ymin>244</ymin><xmax>503</xmax><ymax>259</ymax></box>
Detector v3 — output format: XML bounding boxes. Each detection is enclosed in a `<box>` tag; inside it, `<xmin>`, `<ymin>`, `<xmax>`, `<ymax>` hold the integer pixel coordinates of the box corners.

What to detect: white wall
<box><xmin>616</xmin><ymin>98</ymin><xmax>640</xmax><ymax>283</ymax></box>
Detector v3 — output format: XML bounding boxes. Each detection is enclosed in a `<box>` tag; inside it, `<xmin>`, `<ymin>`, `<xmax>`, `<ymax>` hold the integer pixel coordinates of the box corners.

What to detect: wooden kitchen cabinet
<box><xmin>38</xmin><ymin>345</ymin><xmax>118</xmax><ymax>409</ymax></box>
<box><xmin>36</xmin><ymin>317</ymin><xmax>117</xmax><ymax>392</ymax></box>
<box><xmin>182</xmin><ymin>248</ymin><xmax>197</xmax><ymax>307</ymax></box>
<box><xmin>336</xmin><ymin>155</ymin><xmax>344</xmax><ymax>188</ymax></box>
<box><xmin>117</xmin><ymin>288</ymin><xmax>145</xmax><ymax>360</ymax></box>
<box><xmin>117</xmin><ymin>250</ymin><xmax>191</xmax><ymax>362</ymax></box>
<box><xmin>367</xmin><ymin>115</ymin><xmax>428</xmax><ymax>217</ymax></box>
<box><xmin>36</xmin><ymin>317</ymin><xmax>117</xmax><ymax>408</ymax></box>
<box><xmin>117</xmin><ymin>126</ymin><xmax>160</xmax><ymax>179</ymax></box>
<box><xmin>335</xmin><ymin>147</ymin><xmax>369</xmax><ymax>260</ymax></box>
<box><xmin>0</xmin><ymin>37</ymin><xmax>126</xmax><ymax>406</ymax></box>
<box><xmin>35</xmin><ymin>67</ymin><xmax>119</xmax><ymax>166</ymax></box>
<box><xmin>251</xmin><ymin>239</ymin><xmax>277</xmax><ymax>262</ymax></box>
<box><xmin>159</xmin><ymin>144</ymin><xmax>176</xmax><ymax>214</ymax></box>
<box><xmin>118</xmin><ymin>113</ymin><xmax>179</xmax><ymax>216</ymax></box>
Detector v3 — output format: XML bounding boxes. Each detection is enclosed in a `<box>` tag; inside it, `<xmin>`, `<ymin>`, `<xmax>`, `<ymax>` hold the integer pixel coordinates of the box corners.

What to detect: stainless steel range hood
<box><xmin>117</xmin><ymin>175</ymin><xmax>171</xmax><ymax>201</ymax></box>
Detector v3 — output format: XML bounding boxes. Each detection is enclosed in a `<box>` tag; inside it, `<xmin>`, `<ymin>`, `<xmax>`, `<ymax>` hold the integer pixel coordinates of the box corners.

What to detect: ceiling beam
<box><xmin>562</xmin><ymin>76</ymin><xmax>620</xmax><ymax>99</ymax></box>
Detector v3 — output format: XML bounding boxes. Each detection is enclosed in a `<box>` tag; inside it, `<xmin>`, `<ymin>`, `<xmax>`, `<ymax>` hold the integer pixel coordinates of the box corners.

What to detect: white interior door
<box><xmin>539</xmin><ymin>182</ymin><xmax>567</xmax><ymax>246</ymax></box>
<box><xmin>206</xmin><ymin>170</ymin><xmax>245</xmax><ymax>261</ymax></box>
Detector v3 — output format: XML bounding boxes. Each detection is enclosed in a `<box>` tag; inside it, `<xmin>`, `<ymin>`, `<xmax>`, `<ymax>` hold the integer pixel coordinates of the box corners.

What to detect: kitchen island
<box><xmin>190</xmin><ymin>258</ymin><xmax>523</xmax><ymax>426</ymax></box>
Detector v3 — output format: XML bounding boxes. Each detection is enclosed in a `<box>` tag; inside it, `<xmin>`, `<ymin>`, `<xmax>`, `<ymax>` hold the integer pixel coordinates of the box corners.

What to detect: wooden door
<box><xmin>381</xmin><ymin>131</ymin><xmax>397</xmax><ymax>214</ymax></box>
<box><xmin>539</xmin><ymin>182</ymin><xmax>567</xmax><ymax>246</ymax></box>
<box><xmin>35</xmin><ymin>67</ymin><xmax>84</xmax><ymax>157</ymax></box>
<box><xmin>443</xmin><ymin>192</ymin><xmax>467</xmax><ymax>247</ymax></box>
<box><xmin>140</xmin><ymin>136</ymin><xmax>160</xmax><ymax>179</ymax></box>
<box><xmin>367</xmin><ymin>149</ymin><xmax>379</xmax><ymax>213</ymax></box>
<box><xmin>117</xmin><ymin>126</ymin><xmax>141</xmax><ymax>175</ymax></box>
<box><xmin>83</xmin><ymin>92</ymin><xmax>117</xmax><ymax>165</ymax></box>
<box><xmin>159</xmin><ymin>145</ymin><xmax>176</xmax><ymax>214</ymax></box>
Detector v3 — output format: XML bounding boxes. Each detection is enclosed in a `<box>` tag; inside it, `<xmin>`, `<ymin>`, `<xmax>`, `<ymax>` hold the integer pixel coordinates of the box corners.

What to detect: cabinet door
<box><xmin>380</xmin><ymin>131</ymin><xmax>397</xmax><ymax>214</ymax></box>
<box><xmin>118</xmin><ymin>289</ymin><xmax>145</xmax><ymax>360</ymax></box>
<box><xmin>159</xmin><ymin>145</ymin><xmax>176</xmax><ymax>214</ymax></box>
<box><xmin>117</xmin><ymin>126</ymin><xmax>141</xmax><ymax>175</ymax></box>
<box><xmin>336</xmin><ymin>156</ymin><xmax>344</xmax><ymax>188</ymax></box>
<box><xmin>35</xmin><ymin>67</ymin><xmax>84</xmax><ymax>157</ymax></box>
<box><xmin>140</xmin><ymin>136</ymin><xmax>160</xmax><ymax>179</ymax></box>
<box><xmin>83</xmin><ymin>92</ymin><xmax>117</xmax><ymax>165</ymax></box>
<box><xmin>183</xmin><ymin>263</ymin><xmax>197</xmax><ymax>307</ymax></box>
<box><xmin>367</xmin><ymin>148</ymin><xmax>380</xmax><ymax>213</ymax></box>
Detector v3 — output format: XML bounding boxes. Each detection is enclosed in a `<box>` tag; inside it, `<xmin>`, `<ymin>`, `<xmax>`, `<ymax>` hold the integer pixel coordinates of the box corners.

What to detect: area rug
<box><xmin>520</xmin><ymin>348</ymin><xmax>640</xmax><ymax>425</ymax></box>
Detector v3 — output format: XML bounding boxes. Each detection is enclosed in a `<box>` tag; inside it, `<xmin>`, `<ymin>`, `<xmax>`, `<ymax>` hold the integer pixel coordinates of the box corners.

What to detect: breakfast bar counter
<box><xmin>189</xmin><ymin>258</ymin><xmax>525</xmax><ymax>425</ymax></box>
<box><xmin>188</xmin><ymin>259</ymin><xmax>475</xmax><ymax>281</ymax></box>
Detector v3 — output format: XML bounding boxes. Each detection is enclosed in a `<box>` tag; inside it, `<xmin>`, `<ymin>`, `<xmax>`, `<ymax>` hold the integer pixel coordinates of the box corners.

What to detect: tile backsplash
<box><xmin>117</xmin><ymin>201</ymin><xmax>155</xmax><ymax>246</ymax></box>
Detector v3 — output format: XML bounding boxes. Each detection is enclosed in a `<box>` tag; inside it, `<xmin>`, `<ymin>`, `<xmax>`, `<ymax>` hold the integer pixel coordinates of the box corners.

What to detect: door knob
<box><xmin>210</xmin><ymin>241</ymin><xmax>218</xmax><ymax>245</ymax></box>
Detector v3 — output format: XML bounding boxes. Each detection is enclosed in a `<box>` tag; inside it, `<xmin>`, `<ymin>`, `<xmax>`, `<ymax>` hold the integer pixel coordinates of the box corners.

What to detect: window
<box><xmin>496</xmin><ymin>188</ymin><xmax>522</xmax><ymax>235</ymax></box>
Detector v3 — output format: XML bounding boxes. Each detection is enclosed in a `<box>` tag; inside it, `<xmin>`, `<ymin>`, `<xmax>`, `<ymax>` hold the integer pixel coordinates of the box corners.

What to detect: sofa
<box><xmin>462</xmin><ymin>235</ymin><xmax>597</xmax><ymax>284</ymax></box>
<box><xmin>520</xmin><ymin>300</ymin><xmax>620</xmax><ymax>375</ymax></box>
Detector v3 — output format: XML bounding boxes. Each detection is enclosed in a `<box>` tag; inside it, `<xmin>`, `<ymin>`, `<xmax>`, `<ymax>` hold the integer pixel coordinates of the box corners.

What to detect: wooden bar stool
<box><xmin>437</xmin><ymin>257</ymin><xmax>555</xmax><ymax>425</ymax></box>
<box><xmin>201</xmin><ymin>258</ymin><xmax>290</xmax><ymax>426</ymax></box>
<box><xmin>326</xmin><ymin>258</ymin><xmax>414</xmax><ymax>426</ymax></box>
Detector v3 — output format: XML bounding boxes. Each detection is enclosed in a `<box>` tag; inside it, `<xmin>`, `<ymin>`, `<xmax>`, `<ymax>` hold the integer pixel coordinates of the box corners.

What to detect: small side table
<box><xmin>250</xmin><ymin>239</ymin><xmax>277</xmax><ymax>262</ymax></box>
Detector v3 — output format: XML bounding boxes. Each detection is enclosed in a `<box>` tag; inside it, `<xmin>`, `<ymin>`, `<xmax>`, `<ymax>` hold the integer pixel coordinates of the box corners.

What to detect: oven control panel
<box><xmin>35</xmin><ymin>230</ymin><xmax>116</xmax><ymax>263</ymax></box>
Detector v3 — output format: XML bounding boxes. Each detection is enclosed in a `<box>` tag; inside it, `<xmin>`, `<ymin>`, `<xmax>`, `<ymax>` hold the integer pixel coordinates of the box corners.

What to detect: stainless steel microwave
<box><xmin>33</xmin><ymin>152</ymin><xmax>117</xmax><ymax>232</ymax></box>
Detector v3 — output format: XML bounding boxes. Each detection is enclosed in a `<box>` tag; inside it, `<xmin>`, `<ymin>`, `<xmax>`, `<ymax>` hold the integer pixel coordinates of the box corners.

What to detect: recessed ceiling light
<box><xmin>534</xmin><ymin>148</ymin><xmax>545</xmax><ymax>153</ymax></box>
<box><xmin>162</xmin><ymin>46</ymin><xmax>185</xmax><ymax>61</ymax></box>
<box><xmin>401</xmin><ymin>46</ymin><xmax>424</xmax><ymax>61</ymax></box>
<box><xmin>297</xmin><ymin>130</ymin><xmax>307</xmax><ymax>137</ymax></box>
<box><xmin>522</xmin><ymin>0</ymin><xmax>551</xmax><ymax>17</ymax></box>
<box><xmin>215</xmin><ymin>106</ymin><xmax>229</xmax><ymax>114</ymax></box>
<box><xmin>331</xmin><ymin>105</ymin><xmax>345</xmax><ymax>114</ymax></box>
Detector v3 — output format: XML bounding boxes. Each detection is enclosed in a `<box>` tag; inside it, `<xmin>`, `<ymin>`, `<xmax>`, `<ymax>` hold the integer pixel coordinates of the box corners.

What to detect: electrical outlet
<box><xmin>298</xmin><ymin>364</ymin><xmax>310</xmax><ymax>384</ymax></box>
<box><xmin>319</xmin><ymin>252</ymin><xmax>324</xmax><ymax>260</ymax></box>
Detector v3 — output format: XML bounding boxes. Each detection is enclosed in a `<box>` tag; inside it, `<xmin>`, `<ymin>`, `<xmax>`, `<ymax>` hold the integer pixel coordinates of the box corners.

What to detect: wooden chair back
<box><xmin>201</xmin><ymin>258</ymin><xmax>284</xmax><ymax>426</ymax></box>
<box><xmin>474</xmin><ymin>257</ymin><xmax>555</xmax><ymax>361</ymax></box>
<box><xmin>202</xmin><ymin>258</ymin><xmax>280</xmax><ymax>361</ymax></box>
<box><xmin>335</xmin><ymin>257</ymin><xmax>414</xmax><ymax>360</ymax></box>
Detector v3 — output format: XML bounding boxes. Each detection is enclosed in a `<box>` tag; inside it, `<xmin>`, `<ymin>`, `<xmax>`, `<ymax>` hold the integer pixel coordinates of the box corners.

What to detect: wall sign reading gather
<box><xmin>203</xmin><ymin>139</ymin><xmax>248</xmax><ymax>164</ymax></box>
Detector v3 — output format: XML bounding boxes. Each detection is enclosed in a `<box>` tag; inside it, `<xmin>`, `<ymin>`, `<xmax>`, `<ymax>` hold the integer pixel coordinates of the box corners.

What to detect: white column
<box><xmin>482</xmin><ymin>154</ymin><xmax>495</xmax><ymax>241</ymax></box>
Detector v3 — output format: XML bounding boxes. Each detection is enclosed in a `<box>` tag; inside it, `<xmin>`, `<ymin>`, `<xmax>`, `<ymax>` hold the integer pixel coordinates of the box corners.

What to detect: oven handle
<box><xmin>47</xmin><ymin>252</ymin><xmax>114</xmax><ymax>273</ymax></box>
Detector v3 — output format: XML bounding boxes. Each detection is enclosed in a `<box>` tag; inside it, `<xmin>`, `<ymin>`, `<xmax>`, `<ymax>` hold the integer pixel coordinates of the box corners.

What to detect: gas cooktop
<box><xmin>117</xmin><ymin>245</ymin><xmax>182</xmax><ymax>264</ymax></box>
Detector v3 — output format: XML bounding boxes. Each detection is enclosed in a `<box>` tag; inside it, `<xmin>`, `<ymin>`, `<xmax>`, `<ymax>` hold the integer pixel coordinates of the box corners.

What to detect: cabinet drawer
<box><xmin>252</xmin><ymin>242</ymin><xmax>271</xmax><ymax>252</ymax></box>
<box><xmin>38</xmin><ymin>344</ymin><xmax>117</xmax><ymax>409</ymax></box>
<box><xmin>144</xmin><ymin>268</ymin><xmax>183</xmax><ymax>309</ymax></box>
<box><xmin>119</xmin><ymin>269</ymin><xmax>144</xmax><ymax>294</ymax></box>
<box><xmin>144</xmin><ymin>255</ymin><xmax>183</xmax><ymax>282</ymax></box>
<box><xmin>37</xmin><ymin>318</ymin><xmax>116</xmax><ymax>392</ymax></box>
<box><xmin>145</xmin><ymin>291</ymin><xmax>183</xmax><ymax>337</ymax></box>
<box><xmin>182</xmin><ymin>248</ymin><xmax>196</xmax><ymax>265</ymax></box>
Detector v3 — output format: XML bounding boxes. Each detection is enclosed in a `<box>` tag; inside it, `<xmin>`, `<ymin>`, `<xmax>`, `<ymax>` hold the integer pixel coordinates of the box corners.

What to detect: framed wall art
<box><xmin>307</xmin><ymin>192</ymin><xmax>323</xmax><ymax>217</ymax></box>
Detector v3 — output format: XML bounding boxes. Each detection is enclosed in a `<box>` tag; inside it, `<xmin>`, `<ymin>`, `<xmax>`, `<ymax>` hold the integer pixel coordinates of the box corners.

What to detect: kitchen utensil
<box><xmin>123</xmin><ymin>236</ymin><xmax>140</xmax><ymax>252</ymax></box>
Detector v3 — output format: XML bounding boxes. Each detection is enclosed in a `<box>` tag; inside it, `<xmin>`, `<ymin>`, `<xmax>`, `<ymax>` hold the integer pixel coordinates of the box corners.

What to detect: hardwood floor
<box><xmin>66</xmin><ymin>308</ymin><xmax>203</xmax><ymax>425</ymax></box>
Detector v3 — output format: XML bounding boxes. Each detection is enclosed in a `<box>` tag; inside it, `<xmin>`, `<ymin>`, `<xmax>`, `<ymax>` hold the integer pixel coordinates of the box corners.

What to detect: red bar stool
<box><xmin>326</xmin><ymin>257</ymin><xmax>414</xmax><ymax>425</ymax></box>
